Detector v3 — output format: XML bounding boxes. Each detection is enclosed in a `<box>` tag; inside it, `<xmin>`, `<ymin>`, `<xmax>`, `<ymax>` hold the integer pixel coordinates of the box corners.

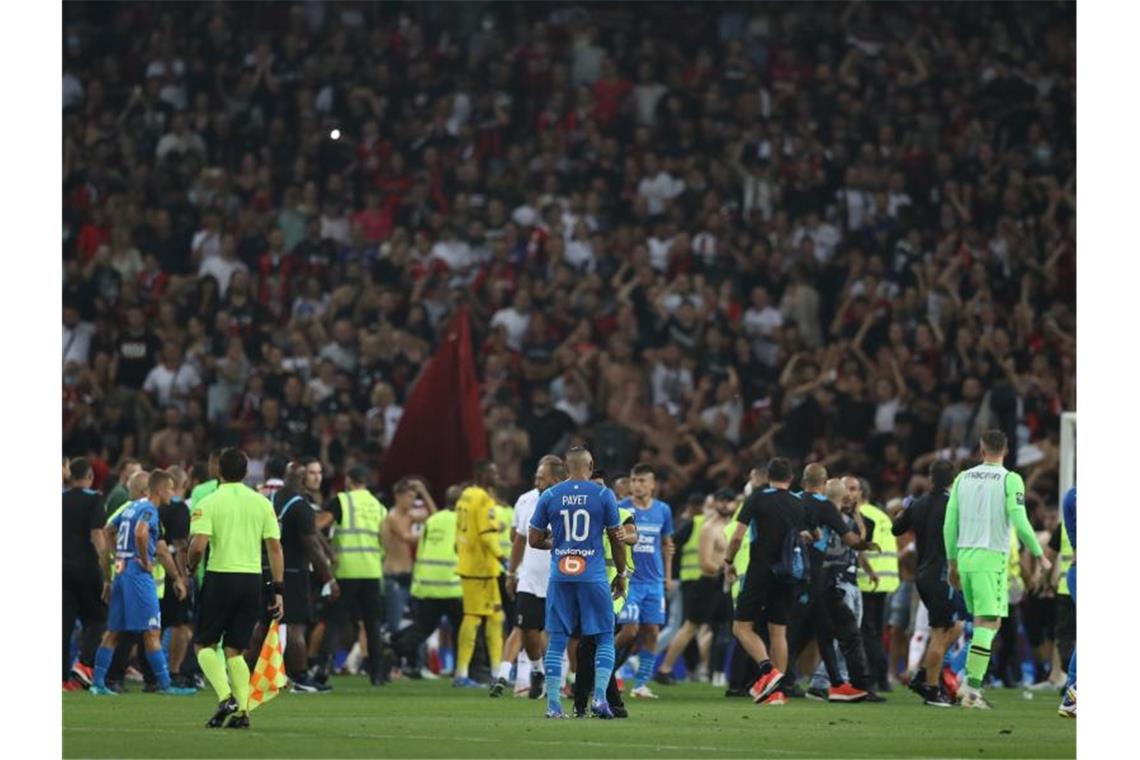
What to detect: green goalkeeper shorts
<box><xmin>960</xmin><ymin>567</ymin><xmax>1009</xmax><ymax>618</ymax></box>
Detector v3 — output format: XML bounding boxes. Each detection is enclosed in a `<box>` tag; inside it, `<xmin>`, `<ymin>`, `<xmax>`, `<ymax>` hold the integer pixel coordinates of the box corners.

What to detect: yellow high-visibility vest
<box><xmin>726</xmin><ymin>501</ymin><xmax>750</xmax><ymax>602</ymax></box>
<box><xmin>679</xmin><ymin>514</ymin><xmax>705</xmax><ymax>582</ymax></box>
<box><xmin>1057</xmin><ymin>523</ymin><xmax>1074</xmax><ymax>597</ymax></box>
<box><xmin>857</xmin><ymin>503</ymin><xmax>900</xmax><ymax>594</ymax></box>
<box><xmin>333</xmin><ymin>490</ymin><xmax>387</xmax><ymax>580</ymax></box>
<box><xmin>494</xmin><ymin>504</ymin><xmax>514</xmax><ymax>562</ymax></box>
<box><xmin>411</xmin><ymin>510</ymin><xmax>462</xmax><ymax>599</ymax></box>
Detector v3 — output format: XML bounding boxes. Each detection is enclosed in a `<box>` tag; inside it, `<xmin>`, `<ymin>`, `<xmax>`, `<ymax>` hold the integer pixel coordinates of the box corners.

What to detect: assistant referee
<box><xmin>189</xmin><ymin>448</ymin><xmax>284</xmax><ymax>730</ymax></box>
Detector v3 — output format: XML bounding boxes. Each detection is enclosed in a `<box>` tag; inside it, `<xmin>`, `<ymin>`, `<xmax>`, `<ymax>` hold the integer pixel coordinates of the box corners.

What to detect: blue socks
<box><xmin>594</xmin><ymin>631</ymin><xmax>615</xmax><ymax>705</ymax></box>
<box><xmin>93</xmin><ymin>646</ymin><xmax>113</xmax><ymax>689</ymax></box>
<box><xmin>146</xmin><ymin>648</ymin><xmax>172</xmax><ymax>690</ymax></box>
<box><xmin>544</xmin><ymin>630</ymin><xmax>568</xmax><ymax>713</ymax></box>
<box><xmin>635</xmin><ymin>647</ymin><xmax>655</xmax><ymax>688</ymax></box>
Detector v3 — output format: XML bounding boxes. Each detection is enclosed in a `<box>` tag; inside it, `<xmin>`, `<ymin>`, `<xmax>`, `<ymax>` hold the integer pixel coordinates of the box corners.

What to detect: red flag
<box><xmin>380</xmin><ymin>308</ymin><xmax>487</xmax><ymax>500</ymax></box>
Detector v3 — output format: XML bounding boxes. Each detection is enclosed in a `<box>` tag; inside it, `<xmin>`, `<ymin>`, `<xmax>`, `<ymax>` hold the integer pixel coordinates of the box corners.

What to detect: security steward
<box><xmin>63</xmin><ymin>458</ymin><xmax>110</xmax><ymax>689</ymax></box>
<box><xmin>856</xmin><ymin>480</ymin><xmax>899</xmax><ymax>693</ymax></box>
<box><xmin>397</xmin><ymin>484</ymin><xmax>465</xmax><ymax>673</ymax></box>
<box><xmin>189</xmin><ymin>448</ymin><xmax>284</xmax><ymax>730</ymax></box>
<box><xmin>323</xmin><ymin>464</ymin><xmax>389</xmax><ymax>687</ymax></box>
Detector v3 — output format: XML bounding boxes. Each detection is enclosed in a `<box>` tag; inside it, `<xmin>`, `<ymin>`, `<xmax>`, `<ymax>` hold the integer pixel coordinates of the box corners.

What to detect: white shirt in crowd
<box><xmin>638</xmin><ymin>172</ymin><xmax>685</xmax><ymax>216</ymax></box>
<box><xmin>633</xmin><ymin>82</ymin><xmax>667</xmax><ymax>126</ymax></box>
<box><xmin>191</xmin><ymin>229</ymin><xmax>222</xmax><ymax>262</ymax></box>
<box><xmin>430</xmin><ymin>238</ymin><xmax>473</xmax><ymax>271</ymax></box>
<box><xmin>743</xmin><ymin>304</ymin><xmax>783</xmax><ymax>339</ymax></box>
<box><xmin>563</xmin><ymin>238</ymin><xmax>595</xmax><ymax>271</ymax></box>
<box><xmin>792</xmin><ymin>222</ymin><xmax>841</xmax><ymax>263</ymax></box>
<box><xmin>63</xmin><ymin>321</ymin><xmax>95</xmax><ymax>367</ymax></box>
<box><xmin>651</xmin><ymin>362</ymin><xmax>694</xmax><ymax>410</ymax></box>
<box><xmin>647</xmin><ymin>234</ymin><xmax>675</xmax><ymax>272</ymax></box>
<box><xmin>143</xmin><ymin>362</ymin><xmax>202</xmax><ymax>410</ymax></box>
<box><xmin>556</xmin><ymin>397</ymin><xmax>591</xmax><ymax>426</ymax></box>
<box><xmin>490</xmin><ymin>307</ymin><xmax>531</xmax><ymax>351</ymax></box>
<box><xmin>512</xmin><ymin>488</ymin><xmax>551</xmax><ymax>598</ymax></box>
<box><xmin>320</xmin><ymin>213</ymin><xmax>351</xmax><ymax>246</ymax></box>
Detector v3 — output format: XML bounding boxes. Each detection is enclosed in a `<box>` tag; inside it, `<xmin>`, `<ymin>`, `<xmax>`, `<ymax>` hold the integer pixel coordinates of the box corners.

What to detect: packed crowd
<box><xmin>62</xmin><ymin>0</ymin><xmax>1076</xmax><ymax>710</ymax></box>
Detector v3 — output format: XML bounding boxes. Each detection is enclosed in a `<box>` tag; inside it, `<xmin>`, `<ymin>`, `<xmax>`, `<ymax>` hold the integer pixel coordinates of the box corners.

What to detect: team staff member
<box><xmin>103</xmin><ymin>459</ymin><xmax>141</xmax><ymax>518</ymax></box>
<box><xmin>453</xmin><ymin>461</ymin><xmax>506</xmax><ymax>688</ymax></box>
<box><xmin>893</xmin><ymin>459</ymin><xmax>962</xmax><ymax>707</ymax></box>
<box><xmin>63</xmin><ymin>458</ymin><xmax>111</xmax><ymax>690</ymax></box>
<box><xmin>496</xmin><ymin>455</ymin><xmax>564</xmax><ymax>699</ymax></box>
<box><xmin>945</xmin><ymin>430</ymin><xmax>1049</xmax><ymax>710</ymax></box>
<box><xmin>189</xmin><ymin>448</ymin><xmax>284</xmax><ymax>729</ymax></box>
<box><xmin>400</xmin><ymin>485</ymin><xmax>465</xmax><ymax>677</ymax></box>
<box><xmin>724</xmin><ymin>457</ymin><xmax>804</xmax><ymax>705</ymax></box>
<box><xmin>856</xmin><ymin>480</ymin><xmax>899</xmax><ymax>693</ymax></box>
<box><xmin>324</xmin><ymin>465</ymin><xmax>389</xmax><ymax>687</ymax></box>
<box><xmin>160</xmin><ymin>466</ymin><xmax>195</xmax><ymax>687</ymax></box>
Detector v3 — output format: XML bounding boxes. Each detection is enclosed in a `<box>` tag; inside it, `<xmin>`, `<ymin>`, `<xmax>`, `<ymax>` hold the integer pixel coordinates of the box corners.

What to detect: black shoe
<box><xmin>528</xmin><ymin>671</ymin><xmax>546</xmax><ymax>700</ymax></box>
<box><xmin>783</xmin><ymin>683</ymin><xmax>806</xmax><ymax>699</ymax></box>
<box><xmin>572</xmin><ymin>705</ymin><xmax>588</xmax><ymax>718</ymax></box>
<box><xmin>725</xmin><ymin>687</ymin><xmax>750</xmax><ymax>698</ymax></box>
<box><xmin>908</xmin><ymin>669</ymin><xmax>927</xmax><ymax>696</ymax></box>
<box><xmin>653</xmin><ymin>671</ymin><xmax>676</xmax><ymax>686</ymax></box>
<box><xmin>225</xmin><ymin>713</ymin><xmax>250</xmax><ymax>729</ymax></box>
<box><xmin>862</xmin><ymin>691</ymin><xmax>887</xmax><ymax>703</ymax></box>
<box><xmin>489</xmin><ymin>677</ymin><xmax>508</xmax><ymax>698</ymax></box>
<box><xmin>611</xmin><ymin>703</ymin><xmax>629</xmax><ymax>719</ymax></box>
<box><xmin>805</xmin><ymin>686</ymin><xmax>829</xmax><ymax>701</ymax></box>
<box><xmin>878</xmin><ymin>681</ymin><xmax>893</xmax><ymax>693</ymax></box>
<box><xmin>404</xmin><ymin>668</ymin><xmax>423</xmax><ymax>681</ymax></box>
<box><xmin>923</xmin><ymin>686</ymin><xmax>954</xmax><ymax>708</ymax></box>
<box><xmin>206</xmin><ymin>697</ymin><xmax>238</xmax><ymax>728</ymax></box>
<box><xmin>370</xmin><ymin>677</ymin><xmax>387</xmax><ymax>687</ymax></box>
<box><xmin>142</xmin><ymin>683</ymin><xmax>160</xmax><ymax>693</ymax></box>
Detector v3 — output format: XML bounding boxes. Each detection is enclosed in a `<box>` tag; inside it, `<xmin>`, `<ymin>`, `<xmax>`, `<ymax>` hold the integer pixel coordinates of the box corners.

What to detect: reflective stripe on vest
<box><xmin>857</xmin><ymin>504</ymin><xmax>900</xmax><ymax>593</ymax></box>
<box><xmin>1057</xmin><ymin>522</ymin><xmax>1074</xmax><ymax>596</ymax></box>
<box><xmin>334</xmin><ymin>490</ymin><xmax>386</xmax><ymax>580</ymax></box>
<box><xmin>679</xmin><ymin>514</ymin><xmax>705</xmax><ymax>582</ymax></box>
<box><xmin>411</xmin><ymin>510</ymin><xmax>461</xmax><ymax>599</ymax></box>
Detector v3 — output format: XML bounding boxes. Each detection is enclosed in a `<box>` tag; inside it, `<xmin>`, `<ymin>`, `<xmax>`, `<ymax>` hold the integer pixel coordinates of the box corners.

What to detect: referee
<box><xmin>189</xmin><ymin>448</ymin><xmax>284</xmax><ymax>729</ymax></box>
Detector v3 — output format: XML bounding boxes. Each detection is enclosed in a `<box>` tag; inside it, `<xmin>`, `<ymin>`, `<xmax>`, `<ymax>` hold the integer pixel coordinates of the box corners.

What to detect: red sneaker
<box><xmin>941</xmin><ymin>667</ymin><xmax>960</xmax><ymax>700</ymax></box>
<box><xmin>71</xmin><ymin>662</ymin><xmax>94</xmax><ymax>688</ymax></box>
<box><xmin>827</xmin><ymin>683</ymin><xmax>869</xmax><ymax>702</ymax></box>
<box><xmin>763</xmin><ymin>690</ymin><xmax>786</xmax><ymax>706</ymax></box>
<box><xmin>749</xmin><ymin>668</ymin><xmax>784</xmax><ymax>703</ymax></box>
<box><xmin>62</xmin><ymin>680</ymin><xmax>82</xmax><ymax>692</ymax></box>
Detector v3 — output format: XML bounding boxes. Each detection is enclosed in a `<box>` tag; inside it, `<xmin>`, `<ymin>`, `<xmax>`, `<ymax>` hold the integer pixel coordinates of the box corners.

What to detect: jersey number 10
<box><xmin>561</xmin><ymin>509</ymin><xmax>590</xmax><ymax>541</ymax></box>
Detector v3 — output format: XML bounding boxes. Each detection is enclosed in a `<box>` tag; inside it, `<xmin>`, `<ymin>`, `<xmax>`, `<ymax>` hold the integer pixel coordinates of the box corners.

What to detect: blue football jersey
<box><xmin>108</xmin><ymin>499</ymin><xmax>161</xmax><ymax>573</ymax></box>
<box><xmin>530</xmin><ymin>480</ymin><xmax>621</xmax><ymax>584</ymax></box>
<box><xmin>620</xmin><ymin>498</ymin><xmax>674</xmax><ymax>584</ymax></box>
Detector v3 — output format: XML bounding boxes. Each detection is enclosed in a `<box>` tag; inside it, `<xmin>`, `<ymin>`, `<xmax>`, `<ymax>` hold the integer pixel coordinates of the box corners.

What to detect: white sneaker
<box><xmin>344</xmin><ymin>643</ymin><xmax>363</xmax><ymax>675</ymax></box>
<box><xmin>711</xmin><ymin>672</ymin><xmax>726</xmax><ymax>687</ymax></box>
<box><xmin>960</xmin><ymin>685</ymin><xmax>993</xmax><ymax>710</ymax></box>
<box><xmin>694</xmin><ymin>665</ymin><xmax>710</xmax><ymax>683</ymax></box>
<box><xmin>631</xmin><ymin>685</ymin><xmax>659</xmax><ymax>699</ymax></box>
<box><xmin>419</xmin><ymin>668</ymin><xmax>440</xmax><ymax>681</ymax></box>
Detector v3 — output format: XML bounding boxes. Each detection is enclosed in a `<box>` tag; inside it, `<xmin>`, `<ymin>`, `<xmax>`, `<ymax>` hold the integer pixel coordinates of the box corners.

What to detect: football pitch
<box><xmin>63</xmin><ymin>678</ymin><xmax>1076</xmax><ymax>758</ymax></box>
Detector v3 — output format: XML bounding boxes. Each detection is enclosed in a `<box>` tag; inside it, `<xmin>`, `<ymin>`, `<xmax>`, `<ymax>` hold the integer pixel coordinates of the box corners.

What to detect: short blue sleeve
<box><xmin>602</xmin><ymin>487</ymin><xmax>620</xmax><ymax>530</ymax></box>
<box><xmin>662</xmin><ymin>502</ymin><xmax>674</xmax><ymax>537</ymax></box>
<box><xmin>530</xmin><ymin>490</ymin><xmax>551</xmax><ymax>533</ymax></box>
<box><xmin>108</xmin><ymin>509</ymin><xmax>123</xmax><ymax>529</ymax></box>
<box><xmin>1062</xmin><ymin>487</ymin><xmax>1076</xmax><ymax>549</ymax></box>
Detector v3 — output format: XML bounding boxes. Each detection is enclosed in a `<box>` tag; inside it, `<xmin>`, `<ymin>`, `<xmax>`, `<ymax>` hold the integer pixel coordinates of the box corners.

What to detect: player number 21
<box><xmin>561</xmin><ymin>509</ymin><xmax>590</xmax><ymax>541</ymax></box>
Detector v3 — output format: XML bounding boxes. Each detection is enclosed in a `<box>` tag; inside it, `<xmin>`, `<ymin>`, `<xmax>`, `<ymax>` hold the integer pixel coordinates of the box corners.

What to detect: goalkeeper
<box><xmin>944</xmin><ymin>430</ymin><xmax>1051</xmax><ymax>710</ymax></box>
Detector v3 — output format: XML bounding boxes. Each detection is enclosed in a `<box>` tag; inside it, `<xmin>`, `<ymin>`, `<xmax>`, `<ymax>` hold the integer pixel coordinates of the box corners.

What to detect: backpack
<box><xmin>771</xmin><ymin>524</ymin><xmax>811</xmax><ymax>582</ymax></box>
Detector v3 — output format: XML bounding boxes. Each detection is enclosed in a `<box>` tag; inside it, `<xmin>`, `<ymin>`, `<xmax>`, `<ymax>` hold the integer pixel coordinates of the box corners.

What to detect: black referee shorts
<box><xmin>515</xmin><ymin>591</ymin><xmax>546</xmax><ymax>630</ymax></box>
<box><xmin>160</xmin><ymin>575</ymin><xmax>196</xmax><ymax>628</ymax></box>
<box><xmin>194</xmin><ymin>571</ymin><xmax>262</xmax><ymax>651</ymax></box>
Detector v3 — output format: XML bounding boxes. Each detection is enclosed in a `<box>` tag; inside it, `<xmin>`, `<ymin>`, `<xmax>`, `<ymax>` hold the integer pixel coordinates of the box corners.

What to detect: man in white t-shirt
<box><xmin>142</xmin><ymin>342</ymin><xmax>202</xmax><ymax>412</ymax></box>
<box><xmin>489</xmin><ymin>290</ymin><xmax>532</xmax><ymax>351</ymax></box>
<box><xmin>495</xmin><ymin>455</ymin><xmax>565</xmax><ymax>700</ymax></box>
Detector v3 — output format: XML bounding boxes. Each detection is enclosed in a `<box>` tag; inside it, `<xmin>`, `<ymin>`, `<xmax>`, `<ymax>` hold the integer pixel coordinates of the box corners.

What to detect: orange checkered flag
<box><xmin>248</xmin><ymin>620</ymin><xmax>288</xmax><ymax>712</ymax></box>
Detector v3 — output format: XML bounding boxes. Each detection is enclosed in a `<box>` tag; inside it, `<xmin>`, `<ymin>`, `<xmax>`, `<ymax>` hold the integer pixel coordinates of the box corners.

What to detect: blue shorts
<box><xmin>617</xmin><ymin>581</ymin><xmax>666</xmax><ymax>626</ymax></box>
<box><xmin>545</xmin><ymin>580</ymin><xmax>614</xmax><ymax>637</ymax></box>
<box><xmin>108</xmin><ymin>569</ymin><xmax>161</xmax><ymax>632</ymax></box>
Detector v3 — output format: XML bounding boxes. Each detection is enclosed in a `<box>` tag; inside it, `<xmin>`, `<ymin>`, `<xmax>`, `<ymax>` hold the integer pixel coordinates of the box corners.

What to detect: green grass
<box><xmin>63</xmin><ymin>677</ymin><xmax>1075</xmax><ymax>759</ymax></box>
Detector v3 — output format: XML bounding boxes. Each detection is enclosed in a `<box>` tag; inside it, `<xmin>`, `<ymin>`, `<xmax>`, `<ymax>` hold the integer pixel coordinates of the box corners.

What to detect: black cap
<box><xmin>714</xmin><ymin>487</ymin><xmax>737</xmax><ymax>502</ymax></box>
<box><xmin>347</xmin><ymin>464</ymin><xmax>370</xmax><ymax>485</ymax></box>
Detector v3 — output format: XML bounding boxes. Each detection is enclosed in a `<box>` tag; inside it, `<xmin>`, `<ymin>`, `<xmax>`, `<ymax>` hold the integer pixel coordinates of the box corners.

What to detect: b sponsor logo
<box><xmin>558</xmin><ymin>555</ymin><xmax>586</xmax><ymax>576</ymax></box>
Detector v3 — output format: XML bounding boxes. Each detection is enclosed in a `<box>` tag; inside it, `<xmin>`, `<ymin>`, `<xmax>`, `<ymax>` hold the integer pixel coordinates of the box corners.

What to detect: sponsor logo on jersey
<box><xmin>558</xmin><ymin>555</ymin><xmax>586</xmax><ymax>576</ymax></box>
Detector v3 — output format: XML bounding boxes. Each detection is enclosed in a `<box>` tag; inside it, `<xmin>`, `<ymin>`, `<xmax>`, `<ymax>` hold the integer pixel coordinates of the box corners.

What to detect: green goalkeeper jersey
<box><xmin>944</xmin><ymin>461</ymin><xmax>1043</xmax><ymax>571</ymax></box>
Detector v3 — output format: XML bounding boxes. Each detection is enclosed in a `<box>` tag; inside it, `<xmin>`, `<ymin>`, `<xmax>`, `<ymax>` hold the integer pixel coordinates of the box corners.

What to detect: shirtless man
<box><xmin>382</xmin><ymin>478</ymin><xmax>436</xmax><ymax>634</ymax></box>
<box><xmin>655</xmin><ymin>488</ymin><xmax>736</xmax><ymax>682</ymax></box>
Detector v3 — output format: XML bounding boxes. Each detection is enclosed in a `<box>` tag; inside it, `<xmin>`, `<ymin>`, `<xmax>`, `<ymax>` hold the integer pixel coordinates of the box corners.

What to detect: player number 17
<box><xmin>561</xmin><ymin>509</ymin><xmax>590</xmax><ymax>541</ymax></box>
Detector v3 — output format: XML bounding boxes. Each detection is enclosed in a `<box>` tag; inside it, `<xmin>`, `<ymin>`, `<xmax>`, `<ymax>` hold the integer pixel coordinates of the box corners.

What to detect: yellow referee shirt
<box><xmin>455</xmin><ymin>485</ymin><xmax>502</xmax><ymax>578</ymax></box>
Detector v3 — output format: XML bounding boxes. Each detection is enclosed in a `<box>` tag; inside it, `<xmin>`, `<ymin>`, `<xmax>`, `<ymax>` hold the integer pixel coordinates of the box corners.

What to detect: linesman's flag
<box><xmin>249</xmin><ymin>620</ymin><xmax>287</xmax><ymax>712</ymax></box>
